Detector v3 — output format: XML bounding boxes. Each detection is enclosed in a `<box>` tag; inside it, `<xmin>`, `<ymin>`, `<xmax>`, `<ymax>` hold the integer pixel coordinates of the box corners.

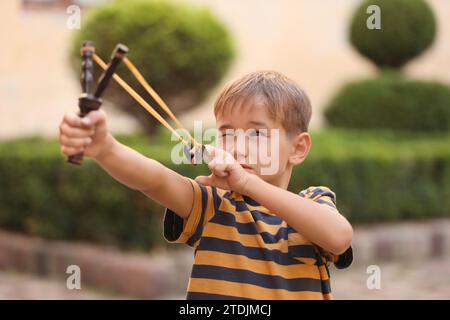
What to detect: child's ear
<box><xmin>288</xmin><ymin>132</ymin><xmax>311</xmax><ymax>166</ymax></box>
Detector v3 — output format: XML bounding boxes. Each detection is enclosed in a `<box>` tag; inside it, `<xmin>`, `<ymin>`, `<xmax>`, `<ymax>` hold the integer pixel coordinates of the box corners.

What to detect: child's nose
<box><xmin>229</xmin><ymin>137</ymin><xmax>248</xmax><ymax>161</ymax></box>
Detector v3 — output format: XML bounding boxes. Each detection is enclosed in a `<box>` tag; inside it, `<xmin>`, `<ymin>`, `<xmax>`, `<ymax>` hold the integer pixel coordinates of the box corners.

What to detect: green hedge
<box><xmin>350</xmin><ymin>0</ymin><xmax>436</xmax><ymax>68</ymax></box>
<box><xmin>1</xmin><ymin>130</ymin><xmax>449</xmax><ymax>250</ymax></box>
<box><xmin>324</xmin><ymin>72</ymin><xmax>450</xmax><ymax>133</ymax></box>
<box><xmin>297</xmin><ymin>130</ymin><xmax>450</xmax><ymax>222</ymax></box>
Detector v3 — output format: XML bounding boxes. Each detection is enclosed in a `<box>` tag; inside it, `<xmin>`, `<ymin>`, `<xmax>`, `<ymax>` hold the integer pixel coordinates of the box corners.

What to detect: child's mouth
<box><xmin>240</xmin><ymin>163</ymin><xmax>254</xmax><ymax>172</ymax></box>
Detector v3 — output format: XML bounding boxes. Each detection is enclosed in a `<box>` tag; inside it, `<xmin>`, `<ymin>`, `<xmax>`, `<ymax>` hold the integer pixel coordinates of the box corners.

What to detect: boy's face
<box><xmin>215</xmin><ymin>97</ymin><xmax>311</xmax><ymax>187</ymax></box>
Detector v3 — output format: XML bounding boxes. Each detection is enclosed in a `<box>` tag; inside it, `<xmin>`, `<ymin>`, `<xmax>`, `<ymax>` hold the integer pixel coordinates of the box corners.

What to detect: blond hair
<box><xmin>214</xmin><ymin>71</ymin><xmax>312</xmax><ymax>134</ymax></box>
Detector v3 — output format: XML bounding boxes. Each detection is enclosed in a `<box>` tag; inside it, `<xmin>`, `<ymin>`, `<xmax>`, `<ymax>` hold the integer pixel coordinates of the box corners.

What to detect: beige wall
<box><xmin>181</xmin><ymin>0</ymin><xmax>450</xmax><ymax>129</ymax></box>
<box><xmin>1</xmin><ymin>0</ymin><xmax>449</xmax><ymax>138</ymax></box>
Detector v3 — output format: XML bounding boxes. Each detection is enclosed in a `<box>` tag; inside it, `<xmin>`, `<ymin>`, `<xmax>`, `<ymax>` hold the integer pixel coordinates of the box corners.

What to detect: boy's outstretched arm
<box><xmin>195</xmin><ymin>146</ymin><xmax>353</xmax><ymax>255</ymax></box>
<box><xmin>59</xmin><ymin>110</ymin><xmax>193</xmax><ymax>218</ymax></box>
<box><xmin>243</xmin><ymin>176</ymin><xmax>353</xmax><ymax>255</ymax></box>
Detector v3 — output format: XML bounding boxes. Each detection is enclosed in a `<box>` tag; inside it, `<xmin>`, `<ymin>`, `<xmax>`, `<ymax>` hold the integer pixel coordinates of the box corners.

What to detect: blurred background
<box><xmin>0</xmin><ymin>0</ymin><xmax>449</xmax><ymax>299</ymax></box>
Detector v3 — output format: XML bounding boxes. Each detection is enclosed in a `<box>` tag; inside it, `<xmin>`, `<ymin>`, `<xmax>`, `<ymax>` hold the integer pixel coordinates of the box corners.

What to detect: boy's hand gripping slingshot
<box><xmin>67</xmin><ymin>41</ymin><xmax>128</xmax><ymax>165</ymax></box>
<box><xmin>68</xmin><ymin>40</ymin><xmax>205</xmax><ymax>166</ymax></box>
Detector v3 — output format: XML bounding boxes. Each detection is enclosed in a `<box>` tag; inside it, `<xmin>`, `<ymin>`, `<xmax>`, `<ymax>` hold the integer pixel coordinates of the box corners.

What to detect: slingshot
<box><xmin>67</xmin><ymin>41</ymin><xmax>205</xmax><ymax>165</ymax></box>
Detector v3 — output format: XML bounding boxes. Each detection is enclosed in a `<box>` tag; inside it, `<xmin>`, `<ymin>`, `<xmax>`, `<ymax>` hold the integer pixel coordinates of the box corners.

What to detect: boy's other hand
<box><xmin>195</xmin><ymin>145</ymin><xmax>252</xmax><ymax>194</ymax></box>
<box><xmin>59</xmin><ymin>109</ymin><xmax>114</xmax><ymax>160</ymax></box>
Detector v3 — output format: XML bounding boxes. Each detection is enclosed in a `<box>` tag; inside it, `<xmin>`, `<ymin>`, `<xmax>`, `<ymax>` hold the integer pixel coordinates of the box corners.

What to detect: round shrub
<box><xmin>325</xmin><ymin>72</ymin><xmax>450</xmax><ymax>133</ymax></box>
<box><xmin>71</xmin><ymin>0</ymin><xmax>234</xmax><ymax>134</ymax></box>
<box><xmin>350</xmin><ymin>0</ymin><xmax>436</xmax><ymax>68</ymax></box>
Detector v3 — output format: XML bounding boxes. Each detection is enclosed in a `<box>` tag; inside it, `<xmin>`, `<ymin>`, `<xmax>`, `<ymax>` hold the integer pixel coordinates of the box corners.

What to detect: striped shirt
<box><xmin>164</xmin><ymin>178</ymin><xmax>353</xmax><ymax>300</ymax></box>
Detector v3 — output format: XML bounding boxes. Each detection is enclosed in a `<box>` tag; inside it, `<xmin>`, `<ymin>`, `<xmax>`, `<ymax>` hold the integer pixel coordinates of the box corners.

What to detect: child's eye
<box><xmin>221</xmin><ymin>132</ymin><xmax>234</xmax><ymax>138</ymax></box>
<box><xmin>249</xmin><ymin>129</ymin><xmax>266</xmax><ymax>137</ymax></box>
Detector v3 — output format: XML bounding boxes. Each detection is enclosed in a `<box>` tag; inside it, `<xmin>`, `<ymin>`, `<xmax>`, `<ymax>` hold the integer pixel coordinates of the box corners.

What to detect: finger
<box><xmin>60</xmin><ymin>135</ymin><xmax>92</xmax><ymax>148</ymax></box>
<box><xmin>195</xmin><ymin>175</ymin><xmax>214</xmax><ymax>186</ymax></box>
<box><xmin>61</xmin><ymin>145</ymin><xmax>84</xmax><ymax>156</ymax></box>
<box><xmin>81</xmin><ymin>109</ymin><xmax>107</xmax><ymax>128</ymax></box>
<box><xmin>59</xmin><ymin>123</ymin><xmax>95</xmax><ymax>138</ymax></box>
<box><xmin>63</xmin><ymin>112</ymin><xmax>83</xmax><ymax>128</ymax></box>
<box><xmin>211</xmin><ymin>163</ymin><xmax>229</xmax><ymax>178</ymax></box>
<box><xmin>211</xmin><ymin>147</ymin><xmax>235</xmax><ymax>166</ymax></box>
<box><xmin>207</xmin><ymin>158</ymin><xmax>216</xmax><ymax>170</ymax></box>
<box><xmin>203</xmin><ymin>144</ymin><xmax>215</xmax><ymax>155</ymax></box>
<box><xmin>203</xmin><ymin>144</ymin><xmax>216</xmax><ymax>162</ymax></box>
<box><xmin>213</xmin><ymin>171</ymin><xmax>229</xmax><ymax>178</ymax></box>
<box><xmin>207</xmin><ymin>159</ymin><xmax>226</xmax><ymax>177</ymax></box>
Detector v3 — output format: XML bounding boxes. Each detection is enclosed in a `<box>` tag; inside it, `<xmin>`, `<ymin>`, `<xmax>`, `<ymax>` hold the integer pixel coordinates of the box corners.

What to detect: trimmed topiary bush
<box><xmin>325</xmin><ymin>72</ymin><xmax>450</xmax><ymax>133</ymax></box>
<box><xmin>350</xmin><ymin>0</ymin><xmax>436</xmax><ymax>68</ymax></box>
<box><xmin>327</xmin><ymin>0</ymin><xmax>450</xmax><ymax>133</ymax></box>
<box><xmin>71</xmin><ymin>0</ymin><xmax>234</xmax><ymax>134</ymax></box>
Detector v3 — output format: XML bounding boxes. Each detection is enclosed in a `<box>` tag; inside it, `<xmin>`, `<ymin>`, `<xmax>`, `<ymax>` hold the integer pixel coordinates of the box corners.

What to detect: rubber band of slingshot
<box><xmin>122</xmin><ymin>57</ymin><xmax>199</xmax><ymax>147</ymax></box>
<box><xmin>93</xmin><ymin>53</ymin><xmax>195</xmax><ymax>146</ymax></box>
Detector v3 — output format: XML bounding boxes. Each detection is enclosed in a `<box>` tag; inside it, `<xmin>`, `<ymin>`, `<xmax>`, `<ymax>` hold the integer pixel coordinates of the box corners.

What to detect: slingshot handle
<box><xmin>67</xmin><ymin>95</ymin><xmax>102</xmax><ymax>165</ymax></box>
<box><xmin>68</xmin><ymin>41</ymin><xmax>99</xmax><ymax>165</ymax></box>
<box><xmin>68</xmin><ymin>42</ymin><xmax>128</xmax><ymax>165</ymax></box>
<box><xmin>94</xmin><ymin>44</ymin><xmax>128</xmax><ymax>98</ymax></box>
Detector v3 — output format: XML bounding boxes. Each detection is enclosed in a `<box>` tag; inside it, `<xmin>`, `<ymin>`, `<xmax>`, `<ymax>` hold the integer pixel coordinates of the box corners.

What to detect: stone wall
<box><xmin>1</xmin><ymin>219</ymin><xmax>449</xmax><ymax>298</ymax></box>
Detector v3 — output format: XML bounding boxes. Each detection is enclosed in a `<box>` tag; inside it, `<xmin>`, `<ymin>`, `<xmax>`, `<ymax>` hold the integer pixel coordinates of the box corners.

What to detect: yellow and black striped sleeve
<box><xmin>300</xmin><ymin>186</ymin><xmax>353</xmax><ymax>269</ymax></box>
<box><xmin>300</xmin><ymin>186</ymin><xmax>338</xmax><ymax>209</ymax></box>
<box><xmin>163</xmin><ymin>178</ymin><xmax>217</xmax><ymax>248</ymax></box>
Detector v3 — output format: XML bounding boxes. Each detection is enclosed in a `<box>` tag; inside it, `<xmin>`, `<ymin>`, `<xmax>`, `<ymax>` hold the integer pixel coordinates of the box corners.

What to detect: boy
<box><xmin>59</xmin><ymin>71</ymin><xmax>353</xmax><ymax>300</ymax></box>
